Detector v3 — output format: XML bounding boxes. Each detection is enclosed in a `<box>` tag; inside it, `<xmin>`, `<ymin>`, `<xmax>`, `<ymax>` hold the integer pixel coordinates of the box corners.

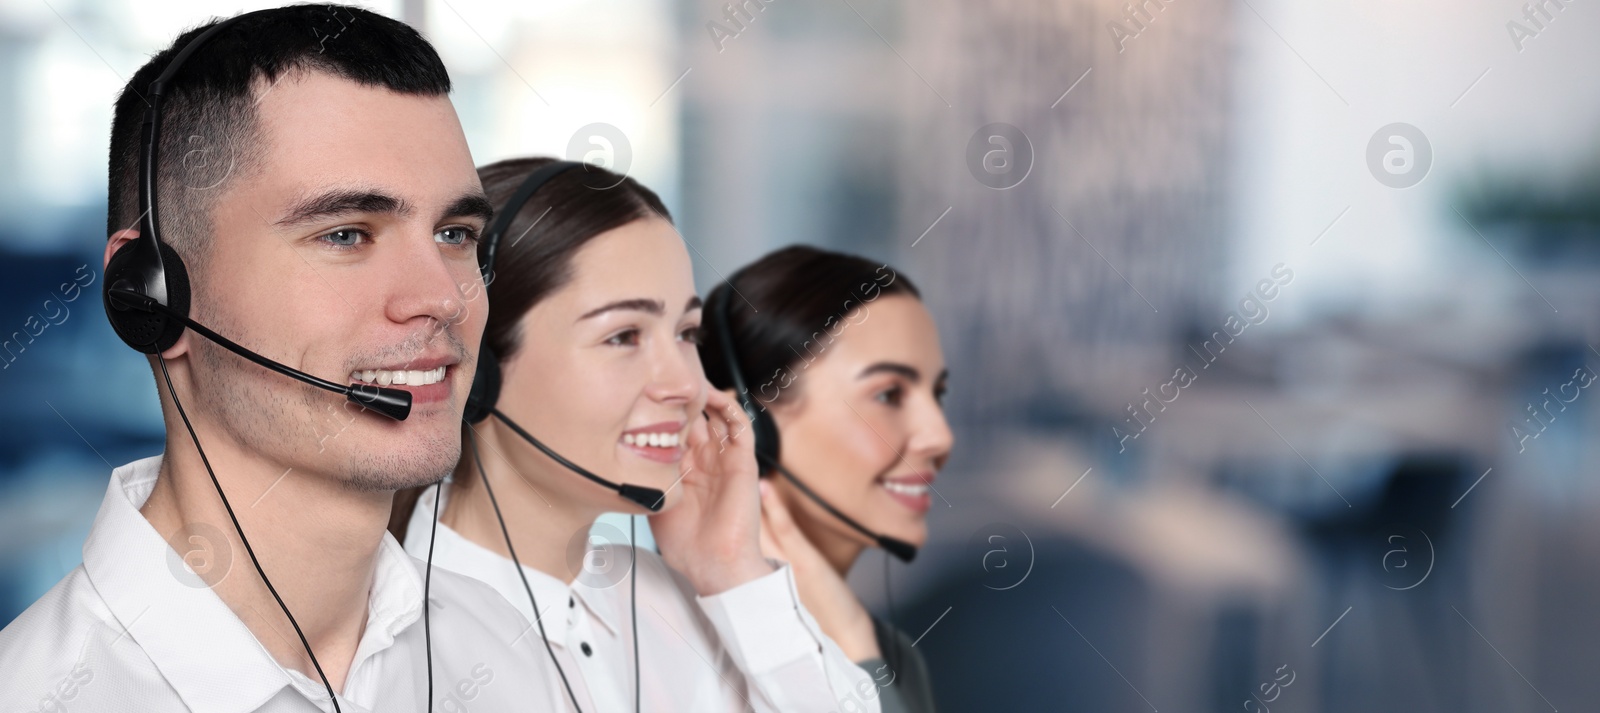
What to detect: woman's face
<box><xmin>496</xmin><ymin>217</ymin><xmax>706</xmax><ymax>513</ymax></box>
<box><xmin>769</xmin><ymin>293</ymin><xmax>953</xmax><ymax>552</ymax></box>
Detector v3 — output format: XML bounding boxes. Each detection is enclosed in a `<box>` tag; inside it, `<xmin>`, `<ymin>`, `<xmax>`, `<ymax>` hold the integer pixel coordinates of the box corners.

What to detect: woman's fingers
<box><xmin>756</xmin><ymin>480</ymin><xmax>786</xmax><ymax>558</ymax></box>
<box><xmin>758</xmin><ymin>476</ymin><xmax>806</xmax><ymax>545</ymax></box>
<box><xmin>703</xmin><ymin>388</ymin><xmax>751</xmax><ymax>450</ymax></box>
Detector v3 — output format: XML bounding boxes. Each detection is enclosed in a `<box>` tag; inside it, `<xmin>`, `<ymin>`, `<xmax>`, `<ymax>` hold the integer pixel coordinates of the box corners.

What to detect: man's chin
<box><xmin>340</xmin><ymin>448</ymin><xmax>460</xmax><ymax>493</ymax></box>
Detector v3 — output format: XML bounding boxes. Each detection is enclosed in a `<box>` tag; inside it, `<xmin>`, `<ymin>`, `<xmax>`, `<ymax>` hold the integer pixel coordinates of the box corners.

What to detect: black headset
<box><xmin>98</xmin><ymin>10</ymin><xmax>438</xmax><ymax>713</ymax></box>
<box><xmin>460</xmin><ymin>159</ymin><xmax>648</xmax><ymax>713</ymax></box>
<box><xmin>708</xmin><ymin>286</ymin><xmax>919</xmax><ymax>563</ymax></box>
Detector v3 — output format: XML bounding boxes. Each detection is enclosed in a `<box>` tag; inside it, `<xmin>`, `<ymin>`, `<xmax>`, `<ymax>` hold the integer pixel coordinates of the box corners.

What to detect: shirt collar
<box><xmin>81</xmin><ymin>454</ymin><xmax>426</xmax><ymax>713</ymax></box>
<box><xmin>403</xmin><ymin>483</ymin><xmax>619</xmax><ymax>644</ymax></box>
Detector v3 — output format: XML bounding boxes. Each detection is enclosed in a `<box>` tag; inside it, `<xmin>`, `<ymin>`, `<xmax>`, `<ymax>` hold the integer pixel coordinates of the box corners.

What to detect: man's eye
<box><xmin>437</xmin><ymin>227</ymin><xmax>478</xmax><ymax>246</ymax></box>
<box><xmin>606</xmin><ymin>328</ymin><xmax>640</xmax><ymax>347</ymax></box>
<box><xmin>320</xmin><ymin>229</ymin><xmax>365</xmax><ymax>248</ymax></box>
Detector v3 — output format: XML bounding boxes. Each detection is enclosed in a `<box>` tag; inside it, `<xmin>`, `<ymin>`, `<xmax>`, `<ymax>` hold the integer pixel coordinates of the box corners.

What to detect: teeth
<box><xmin>881</xmin><ymin>481</ymin><xmax>929</xmax><ymax>496</ymax></box>
<box><xmin>351</xmin><ymin>366</ymin><xmax>446</xmax><ymax>387</ymax></box>
<box><xmin>623</xmin><ymin>432</ymin><xmax>681</xmax><ymax>448</ymax></box>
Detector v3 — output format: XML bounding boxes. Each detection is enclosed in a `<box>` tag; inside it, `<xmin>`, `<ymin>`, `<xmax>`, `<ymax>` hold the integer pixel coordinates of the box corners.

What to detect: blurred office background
<box><xmin>3</xmin><ymin>0</ymin><xmax>1599</xmax><ymax>710</ymax></box>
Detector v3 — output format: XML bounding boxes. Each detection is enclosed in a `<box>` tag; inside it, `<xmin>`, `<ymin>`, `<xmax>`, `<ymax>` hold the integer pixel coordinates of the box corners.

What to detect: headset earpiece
<box><xmin>462</xmin><ymin>160</ymin><xmax>581</xmax><ymax>426</ymax></box>
<box><xmin>464</xmin><ymin>344</ymin><xmax>501</xmax><ymax>425</ymax></box>
<box><xmin>746</xmin><ymin>397</ymin><xmax>782</xmax><ymax>477</ymax></box>
<box><xmin>104</xmin><ymin>237</ymin><xmax>191</xmax><ymax>354</ymax></box>
<box><xmin>711</xmin><ymin>287</ymin><xmax>783</xmax><ymax>475</ymax></box>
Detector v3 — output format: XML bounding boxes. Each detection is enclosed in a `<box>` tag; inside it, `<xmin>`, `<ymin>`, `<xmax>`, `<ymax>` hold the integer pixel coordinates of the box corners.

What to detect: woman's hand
<box><xmin>757</xmin><ymin>478</ymin><xmax>883</xmax><ymax>662</ymax></box>
<box><xmin>650</xmin><ymin>387</ymin><xmax>776</xmax><ymax>596</ymax></box>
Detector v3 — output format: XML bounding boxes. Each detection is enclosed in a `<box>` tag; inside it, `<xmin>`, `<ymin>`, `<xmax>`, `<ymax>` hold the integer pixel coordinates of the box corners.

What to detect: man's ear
<box><xmin>104</xmin><ymin>229</ymin><xmax>138</xmax><ymax>275</ymax></box>
<box><xmin>104</xmin><ymin>228</ymin><xmax>191</xmax><ymax>360</ymax></box>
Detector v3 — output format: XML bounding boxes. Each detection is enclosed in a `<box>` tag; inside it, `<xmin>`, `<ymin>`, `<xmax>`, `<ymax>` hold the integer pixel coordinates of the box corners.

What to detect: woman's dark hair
<box><xmin>475</xmin><ymin>157</ymin><xmax>673</xmax><ymax>363</ymax></box>
<box><xmin>387</xmin><ymin>156</ymin><xmax>672</xmax><ymax>541</ymax></box>
<box><xmin>699</xmin><ymin>245</ymin><xmax>921</xmax><ymax>407</ymax></box>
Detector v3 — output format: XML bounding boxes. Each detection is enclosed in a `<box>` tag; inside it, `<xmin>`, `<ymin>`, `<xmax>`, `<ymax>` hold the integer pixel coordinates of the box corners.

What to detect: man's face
<box><xmin>181</xmin><ymin>69</ymin><xmax>489</xmax><ymax>490</ymax></box>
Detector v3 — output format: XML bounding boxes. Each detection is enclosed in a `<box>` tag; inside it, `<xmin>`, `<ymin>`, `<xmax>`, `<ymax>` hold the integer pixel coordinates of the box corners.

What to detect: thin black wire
<box><xmin>883</xmin><ymin>549</ymin><xmax>900</xmax><ymax>686</ymax></box>
<box><xmin>467</xmin><ymin>429</ymin><xmax>585</xmax><ymax>713</ymax></box>
<box><xmin>424</xmin><ymin>480</ymin><xmax>442</xmax><ymax>711</ymax></box>
<box><xmin>157</xmin><ymin>356</ymin><xmax>342</xmax><ymax>713</ymax></box>
<box><xmin>629</xmin><ymin>514</ymin><xmax>640</xmax><ymax>713</ymax></box>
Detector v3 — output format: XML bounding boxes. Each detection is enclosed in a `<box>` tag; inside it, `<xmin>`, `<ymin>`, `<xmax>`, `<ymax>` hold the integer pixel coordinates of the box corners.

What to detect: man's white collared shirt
<box><xmin>0</xmin><ymin>455</ymin><xmax>568</xmax><ymax>712</ymax></box>
<box><xmin>402</xmin><ymin>483</ymin><xmax>885</xmax><ymax>713</ymax></box>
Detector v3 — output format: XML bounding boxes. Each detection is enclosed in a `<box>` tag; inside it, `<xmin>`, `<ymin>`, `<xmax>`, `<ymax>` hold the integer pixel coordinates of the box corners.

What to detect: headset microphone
<box><xmin>488</xmin><ymin>407</ymin><xmax>667</xmax><ymax>511</ymax></box>
<box><xmin>463</xmin><ymin>159</ymin><xmax>666</xmax><ymax>513</ymax></box>
<box><xmin>758</xmin><ymin>455</ymin><xmax>919</xmax><ymax>563</ymax></box>
<box><xmin>709</xmin><ymin>287</ymin><xmax>919</xmax><ymax>563</ymax></box>
<box><xmin>107</xmin><ymin>288</ymin><xmax>412</xmax><ymax>420</ymax></box>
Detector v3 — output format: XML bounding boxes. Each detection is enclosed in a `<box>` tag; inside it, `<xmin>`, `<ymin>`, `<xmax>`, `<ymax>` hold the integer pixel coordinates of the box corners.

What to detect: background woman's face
<box><xmin>497</xmin><ymin>217</ymin><xmax>706</xmax><ymax>512</ymax></box>
<box><xmin>771</xmin><ymin>294</ymin><xmax>953</xmax><ymax>551</ymax></box>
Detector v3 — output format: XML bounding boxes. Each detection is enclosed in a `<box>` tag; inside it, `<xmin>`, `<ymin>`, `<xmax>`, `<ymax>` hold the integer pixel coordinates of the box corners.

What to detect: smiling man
<box><xmin>0</xmin><ymin>6</ymin><xmax>561</xmax><ymax>712</ymax></box>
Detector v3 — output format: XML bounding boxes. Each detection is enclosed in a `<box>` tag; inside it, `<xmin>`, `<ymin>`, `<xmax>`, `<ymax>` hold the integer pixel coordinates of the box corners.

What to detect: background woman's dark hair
<box><xmin>698</xmin><ymin>245</ymin><xmax>921</xmax><ymax>407</ymax></box>
<box><xmin>387</xmin><ymin>156</ymin><xmax>672</xmax><ymax>540</ymax></box>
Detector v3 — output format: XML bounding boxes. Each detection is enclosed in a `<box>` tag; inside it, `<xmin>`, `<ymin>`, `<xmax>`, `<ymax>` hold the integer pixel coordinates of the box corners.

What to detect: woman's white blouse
<box><xmin>402</xmin><ymin>485</ymin><xmax>883</xmax><ymax>713</ymax></box>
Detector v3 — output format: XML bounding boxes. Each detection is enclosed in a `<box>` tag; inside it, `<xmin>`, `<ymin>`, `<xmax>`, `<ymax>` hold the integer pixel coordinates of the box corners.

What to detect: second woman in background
<box><xmin>390</xmin><ymin>159</ymin><xmax>879</xmax><ymax>713</ymax></box>
<box><xmin>700</xmin><ymin>245</ymin><xmax>955</xmax><ymax>713</ymax></box>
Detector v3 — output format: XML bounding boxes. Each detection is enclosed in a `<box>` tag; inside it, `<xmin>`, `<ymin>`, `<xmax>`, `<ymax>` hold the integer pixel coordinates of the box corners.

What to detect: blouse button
<box><xmin>580</xmin><ymin>642</ymin><xmax>593</xmax><ymax>657</ymax></box>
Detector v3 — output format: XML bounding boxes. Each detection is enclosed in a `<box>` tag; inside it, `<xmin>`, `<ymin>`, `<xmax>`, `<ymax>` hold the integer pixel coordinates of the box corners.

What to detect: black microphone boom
<box><xmin>108</xmin><ymin>286</ymin><xmax>413</xmax><ymax>421</ymax></box>
<box><xmin>760</xmin><ymin>454</ymin><xmax>918</xmax><ymax>563</ymax></box>
<box><xmin>489</xmin><ymin>408</ymin><xmax>666</xmax><ymax>512</ymax></box>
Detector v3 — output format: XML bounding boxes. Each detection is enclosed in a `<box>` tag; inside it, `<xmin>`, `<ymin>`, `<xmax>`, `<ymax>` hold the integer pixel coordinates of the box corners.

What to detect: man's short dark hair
<box><xmin>106</xmin><ymin>4</ymin><xmax>452</xmax><ymax>268</ymax></box>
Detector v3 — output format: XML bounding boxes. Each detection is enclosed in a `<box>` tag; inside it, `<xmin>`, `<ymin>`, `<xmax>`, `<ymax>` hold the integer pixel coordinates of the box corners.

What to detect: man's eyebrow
<box><xmin>275</xmin><ymin>189</ymin><xmax>411</xmax><ymax>227</ymax></box>
<box><xmin>579</xmin><ymin>298</ymin><xmax>665</xmax><ymax>321</ymax></box>
<box><xmin>443</xmin><ymin>192</ymin><xmax>495</xmax><ymax>225</ymax></box>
